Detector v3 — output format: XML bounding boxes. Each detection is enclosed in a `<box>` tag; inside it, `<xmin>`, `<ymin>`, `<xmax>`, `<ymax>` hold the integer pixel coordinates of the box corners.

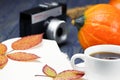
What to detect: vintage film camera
<box><xmin>20</xmin><ymin>2</ymin><xmax>68</xmax><ymax>44</ymax></box>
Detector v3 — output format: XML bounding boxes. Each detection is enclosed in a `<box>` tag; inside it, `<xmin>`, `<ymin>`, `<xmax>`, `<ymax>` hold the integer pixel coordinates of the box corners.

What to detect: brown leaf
<box><xmin>0</xmin><ymin>55</ymin><xmax>8</xmax><ymax>69</ymax></box>
<box><xmin>36</xmin><ymin>65</ymin><xmax>85</xmax><ymax>80</ymax></box>
<box><xmin>7</xmin><ymin>52</ymin><xmax>40</xmax><ymax>61</ymax></box>
<box><xmin>43</xmin><ymin>64</ymin><xmax>57</xmax><ymax>78</ymax></box>
<box><xmin>0</xmin><ymin>43</ymin><xmax>7</xmax><ymax>55</ymax></box>
<box><xmin>53</xmin><ymin>70</ymin><xmax>85</xmax><ymax>80</ymax></box>
<box><xmin>12</xmin><ymin>34</ymin><xmax>43</xmax><ymax>50</ymax></box>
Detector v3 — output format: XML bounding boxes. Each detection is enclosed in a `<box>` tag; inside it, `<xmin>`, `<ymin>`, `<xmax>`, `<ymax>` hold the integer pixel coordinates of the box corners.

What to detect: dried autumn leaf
<box><xmin>53</xmin><ymin>70</ymin><xmax>85</xmax><ymax>80</ymax></box>
<box><xmin>36</xmin><ymin>65</ymin><xmax>85</xmax><ymax>80</ymax></box>
<box><xmin>7</xmin><ymin>52</ymin><xmax>40</xmax><ymax>61</ymax></box>
<box><xmin>0</xmin><ymin>55</ymin><xmax>8</xmax><ymax>69</ymax></box>
<box><xmin>0</xmin><ymin>43</ymin><xmax>7</xmax><ymax>55</ymax></box>
<box><xmin>12</xmin><ymin>34</ymin><xmax>43</xmax><ymax>50</ymax></box>
<box><xmin>43</xmin><ymin>64</ymin><xmax>57</xmax><ymax>78</ymax></box>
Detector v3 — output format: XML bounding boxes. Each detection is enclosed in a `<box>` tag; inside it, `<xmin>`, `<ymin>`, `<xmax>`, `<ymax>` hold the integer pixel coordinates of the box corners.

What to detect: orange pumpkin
<box><xmin>109</xmin><ymin>0</ymin><xmax>120</xmax><ymax>12</ymax></box>
<box><xmin>78</xmin><ymin>4</ymin><xmax>120</xmax><ymax>49</ymax></box>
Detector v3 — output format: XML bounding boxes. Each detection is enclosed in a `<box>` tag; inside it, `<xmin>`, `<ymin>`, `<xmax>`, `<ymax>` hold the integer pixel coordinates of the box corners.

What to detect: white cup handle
<box><xmin>71</xmin><ymin>53</ymin><xmax>85</xmax><ymax>71</ymax></box>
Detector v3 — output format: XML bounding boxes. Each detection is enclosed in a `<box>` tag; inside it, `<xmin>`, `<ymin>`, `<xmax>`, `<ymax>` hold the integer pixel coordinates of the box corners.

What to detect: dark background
<box><xmin>0</xmin><ymin>0</ymin><xmax>109</xmax><ymax>60</ymax></box>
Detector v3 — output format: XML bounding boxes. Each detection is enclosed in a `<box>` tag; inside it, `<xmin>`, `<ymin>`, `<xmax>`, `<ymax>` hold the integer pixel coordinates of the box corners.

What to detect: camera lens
<box><xmin>56</xmin><ymin>27</ymin><xmax>63</xmax><ymax>37</ymax></box>
<box><xmin>46</xmin><ymin>19</ymin><xmax>68</xmax><ymax>44</ymax></box>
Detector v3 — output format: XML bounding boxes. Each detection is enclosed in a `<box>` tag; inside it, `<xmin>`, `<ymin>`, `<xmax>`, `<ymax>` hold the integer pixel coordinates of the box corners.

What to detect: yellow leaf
<box><xmin>43</xmin><ymin>64</ymin><xmax>57</xmax><ymax>78</ymax></box>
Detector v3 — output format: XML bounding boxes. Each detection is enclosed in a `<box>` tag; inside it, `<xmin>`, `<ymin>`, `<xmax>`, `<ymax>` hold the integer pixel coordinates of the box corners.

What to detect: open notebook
<box><xmin>0</xmin><ymin>38</ymin><xmax>72</xmax><ymax>80</ymax></box>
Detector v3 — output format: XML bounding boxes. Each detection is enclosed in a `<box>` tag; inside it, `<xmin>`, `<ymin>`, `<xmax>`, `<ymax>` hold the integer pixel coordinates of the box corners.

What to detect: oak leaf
<box><xmin>7</xmin><ymin>52</ymin><xmax>40</xmax><ymax>61</ymax></box>
<box><xmin>36</xmin><ymin>65</ymin><xmax>85</xmax><ymax>80</ymax></box>
<box><xmin>0</xmin><ymin>43</ymin><xmax>7</xmax><ymax>55</ymax></box>
<box><xmin>43</xmin><ymin>64</ymin><xmax>57</xmax><ymax>78</ymax></box>
<box><xmin>0</xmin><ymin>55</ymin><xmax>8</xmax><ymax>69</ymax></box>
<box><xmin>12</xmin><ymin>34</ymin><xmax>43</xmax><ymax>50</ymax></box>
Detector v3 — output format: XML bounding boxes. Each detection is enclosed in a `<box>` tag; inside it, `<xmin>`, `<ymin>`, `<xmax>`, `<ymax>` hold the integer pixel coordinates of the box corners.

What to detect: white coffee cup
<box><xmin>71</xmin><ymin>44</ymin><xmax>120</xmax><ymax>80</ymax></box>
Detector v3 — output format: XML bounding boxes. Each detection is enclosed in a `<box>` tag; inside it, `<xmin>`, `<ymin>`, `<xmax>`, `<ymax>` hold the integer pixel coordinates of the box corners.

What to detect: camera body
<box><xmin>20</xmin><ymin>2</ymin><xmax>67</xmax><ymax>44</ymax></box>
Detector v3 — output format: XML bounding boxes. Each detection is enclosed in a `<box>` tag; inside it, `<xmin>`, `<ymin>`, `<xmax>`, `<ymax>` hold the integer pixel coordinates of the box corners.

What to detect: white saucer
<box><xmin>76</xmin><ymin>63</ymin><xmax>88</xmax><ymax>80</ymax></box>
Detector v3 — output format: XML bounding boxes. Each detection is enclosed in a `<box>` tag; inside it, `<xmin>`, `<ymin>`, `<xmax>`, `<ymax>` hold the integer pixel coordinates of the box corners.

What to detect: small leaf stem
<box><xmin>35</xmin><ymin>75</ymin><xmax>48</xmax><ymax>77</ymax></box>
<box><xmin>5</xmin><ymin>50</ymin><xmax>14</xmax><ymax>54</ymax></box>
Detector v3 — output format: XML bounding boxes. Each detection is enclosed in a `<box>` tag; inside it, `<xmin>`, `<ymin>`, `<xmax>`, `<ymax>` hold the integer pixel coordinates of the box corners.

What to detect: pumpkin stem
<box><xmin>72</xmin><ymin>15</ymin><xmax>85</xmax><ymax>30</ymax></box>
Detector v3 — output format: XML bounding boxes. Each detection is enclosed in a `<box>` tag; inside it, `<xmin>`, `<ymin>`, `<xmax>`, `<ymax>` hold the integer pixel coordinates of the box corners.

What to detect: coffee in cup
<box><xmin>90</xmin><ymin>52</ymin><xmax>120</xmax><ymax>60</ymax></box>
